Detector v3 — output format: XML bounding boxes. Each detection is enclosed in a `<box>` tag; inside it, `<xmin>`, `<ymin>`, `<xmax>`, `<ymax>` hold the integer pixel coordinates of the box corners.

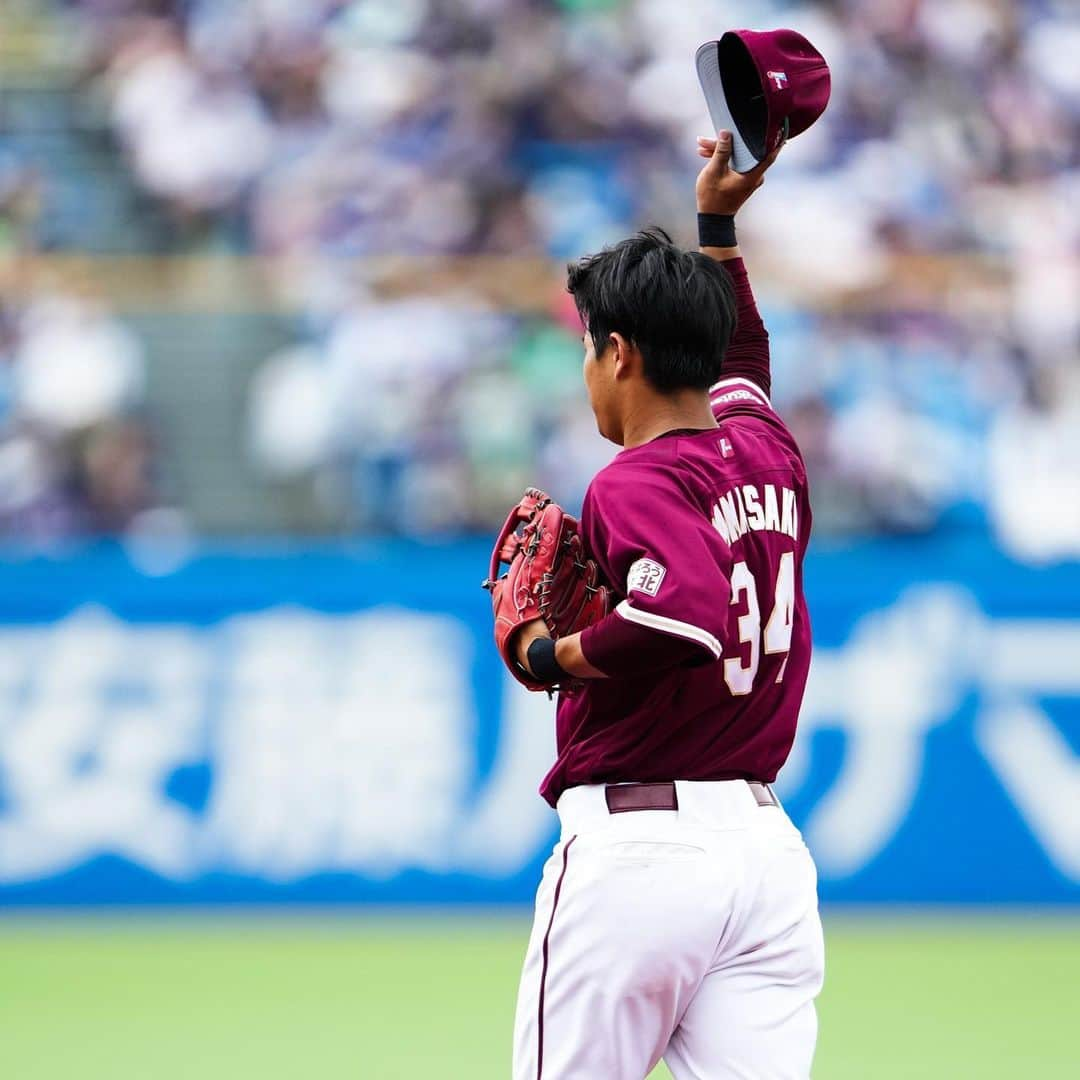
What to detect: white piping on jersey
<box><xmin>709</xmin><ymin>376</ymin><xmax>771</xmax><ymax>408</ymax></box>
<box><xmin>614</xmin><ymin>600</ymin><xmax>723</xmax><ymax>659</ymax></box>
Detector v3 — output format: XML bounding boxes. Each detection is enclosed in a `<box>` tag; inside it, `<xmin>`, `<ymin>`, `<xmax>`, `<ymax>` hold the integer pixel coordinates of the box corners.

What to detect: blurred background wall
<box><xmin>0</xmin><ymin>0</ymin><xmax>1077</xmax><ymax>909</ymax></box>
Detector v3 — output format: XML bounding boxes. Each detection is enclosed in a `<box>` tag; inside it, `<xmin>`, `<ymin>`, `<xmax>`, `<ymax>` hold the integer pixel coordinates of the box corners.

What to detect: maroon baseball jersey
<box><xmin>539</xmin><ymin>376</ymin><xmax>812</xmax><ymax>806</ymax></box>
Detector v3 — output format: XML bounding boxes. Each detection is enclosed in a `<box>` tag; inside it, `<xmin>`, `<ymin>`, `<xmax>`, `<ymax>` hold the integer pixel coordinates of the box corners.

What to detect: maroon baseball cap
<box><xmin>696</xmin><ymin>28</ymin><xmax>831</xmax><ymax>173</ymax></box>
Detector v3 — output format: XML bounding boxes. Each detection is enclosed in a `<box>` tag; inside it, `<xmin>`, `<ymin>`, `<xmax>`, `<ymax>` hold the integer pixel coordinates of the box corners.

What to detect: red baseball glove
<box><xmin>483</xmin><ymin>488</ymin><xmax>611</xmax><ymax>691</ymax></box>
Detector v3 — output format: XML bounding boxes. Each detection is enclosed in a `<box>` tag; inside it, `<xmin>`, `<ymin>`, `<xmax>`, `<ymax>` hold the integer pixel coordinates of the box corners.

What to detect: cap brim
<box><xmin>695</xmin><ymin>41</ymin><xmax>760</xmax><ymax>174</ymax></box>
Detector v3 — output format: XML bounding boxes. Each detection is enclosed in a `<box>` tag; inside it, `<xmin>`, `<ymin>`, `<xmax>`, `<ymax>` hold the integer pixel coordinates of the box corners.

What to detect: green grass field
<box><xmin>2</xmin><ymin>913</ymin><xmax>1076</xmax><ymax>1079</ymax></box>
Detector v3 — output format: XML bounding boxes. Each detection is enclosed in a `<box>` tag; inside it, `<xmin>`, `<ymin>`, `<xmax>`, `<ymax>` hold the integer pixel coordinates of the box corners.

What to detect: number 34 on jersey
<box><xmin>711</xmin><ymin>481</ymin><xmax>800</xmax><ymax>697</ymax></box>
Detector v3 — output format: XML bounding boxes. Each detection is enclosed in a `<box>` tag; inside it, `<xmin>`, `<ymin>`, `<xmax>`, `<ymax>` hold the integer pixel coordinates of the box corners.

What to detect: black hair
<box><xmin>566</xmin><ymin>226</ymin><xmax>737</xmax><ymax>393</ymax></box>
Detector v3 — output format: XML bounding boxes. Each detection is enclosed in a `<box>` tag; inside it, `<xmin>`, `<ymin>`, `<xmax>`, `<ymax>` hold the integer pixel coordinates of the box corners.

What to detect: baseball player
<box><xmin>487</xmin><ymin>30</ymin><xmax>831</xmax><ymax>1079</ymax></box>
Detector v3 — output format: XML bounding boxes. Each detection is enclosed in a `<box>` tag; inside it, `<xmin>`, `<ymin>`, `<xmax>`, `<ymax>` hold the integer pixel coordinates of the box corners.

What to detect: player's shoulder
<box><xmin>587</xmin><ymin>452</ymin><xmax>669</xmax><ymax>494</ymax></box>
<box><xmin>709</xmin><ymin>377</ymin><xmax>802</xmax><ymax>459</ymax></box>
<box><xmin>585</xmin><ymin>442</ymin><xmax>684</xmax><ymax>509</ymax></box>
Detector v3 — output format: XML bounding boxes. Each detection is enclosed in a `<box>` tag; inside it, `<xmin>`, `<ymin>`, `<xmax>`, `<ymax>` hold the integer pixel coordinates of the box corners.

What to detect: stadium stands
<box><xmin>0</xmin><ymin>0</ymin><xmax>1076</xmax><ymax>554</ymax></box>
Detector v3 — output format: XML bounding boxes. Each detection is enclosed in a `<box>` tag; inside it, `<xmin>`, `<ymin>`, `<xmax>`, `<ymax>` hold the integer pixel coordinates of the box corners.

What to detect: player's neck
<box><xmin>620</xmin><ymin>390</ymin><xmax>718</xmax><ymax>449</ymax></box>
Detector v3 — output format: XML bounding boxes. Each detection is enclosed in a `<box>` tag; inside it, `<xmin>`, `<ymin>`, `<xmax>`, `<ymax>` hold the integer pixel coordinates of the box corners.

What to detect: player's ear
<box><xmin>610</xmin><ymin>332</ymin><xmax>634</xmax><ymax>380</ymax></box>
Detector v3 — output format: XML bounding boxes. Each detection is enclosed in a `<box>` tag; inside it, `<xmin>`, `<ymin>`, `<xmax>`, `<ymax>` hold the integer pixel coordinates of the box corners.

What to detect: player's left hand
<box><xmin>483</xmin><ymin>487</ymin><xmax>611</xmax><ymax>692</ymax></box>
<box><xmin>696</xmin><ymin>130</ymin><xmax>782</xmax><ymax>216</ymax></box>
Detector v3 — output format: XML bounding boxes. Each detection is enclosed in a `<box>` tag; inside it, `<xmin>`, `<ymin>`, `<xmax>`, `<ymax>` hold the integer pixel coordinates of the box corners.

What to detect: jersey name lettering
<box><xmin>711</xmin><ymin>483</ymin><xmax>798</xmax><ymax>545</ymax></box>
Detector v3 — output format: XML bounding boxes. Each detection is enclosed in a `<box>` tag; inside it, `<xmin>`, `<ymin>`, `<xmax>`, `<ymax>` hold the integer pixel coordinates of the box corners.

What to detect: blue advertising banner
<box><xmin>0</xmin><ymin>536</ymin><xmax>1077</xmax><ymax>905</ymax></box>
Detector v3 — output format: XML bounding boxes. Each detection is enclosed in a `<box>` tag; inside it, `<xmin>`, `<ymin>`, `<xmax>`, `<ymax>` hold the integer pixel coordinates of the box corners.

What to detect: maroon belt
<box><xmin>604</xmin><ymin>780</ymin><xmax>777</xmax><ymax>814</ymax></box>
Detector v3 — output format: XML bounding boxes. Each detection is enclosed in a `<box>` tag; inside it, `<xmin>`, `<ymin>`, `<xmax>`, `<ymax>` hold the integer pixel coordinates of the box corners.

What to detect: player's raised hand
<box><xmin>695</xmin><ymin>130</ymin><xmax>782</xmax><ymax>216</ymax></box>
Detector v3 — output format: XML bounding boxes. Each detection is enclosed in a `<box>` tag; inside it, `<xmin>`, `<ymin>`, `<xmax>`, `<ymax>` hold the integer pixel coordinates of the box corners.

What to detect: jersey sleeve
<box><xmin>579</xmin><ymin>613</ymin><xmax>709</xmax><ymax>678</ymax></box>
<box><xmin>581</xmin><ymin>465</ymin><xmax>732</xmax><ymax>665</ymax></box>
<box><xmin>710</xmin><ymin>256</ymin><xmax>771</xmax><ymax>412</ymax></box>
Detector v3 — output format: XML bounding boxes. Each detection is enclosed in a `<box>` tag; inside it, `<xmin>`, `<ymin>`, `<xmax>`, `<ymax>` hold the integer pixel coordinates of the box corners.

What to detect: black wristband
<box><xmin>698</xmin><ymin>213</ymin><xmax>736</xmax><ymax>248</ymax></box>
<box><xmin>526</xmin><ymin>636</ymin><xmax>566</xmax><ymax>684</ymax></box>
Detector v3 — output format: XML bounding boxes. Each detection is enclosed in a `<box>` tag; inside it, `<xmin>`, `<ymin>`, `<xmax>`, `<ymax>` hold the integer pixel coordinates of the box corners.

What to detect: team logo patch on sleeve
<box><xmin>627</xmin><ymin>558</ymin><xmax>667</xmax><ymax>597</ymax></box>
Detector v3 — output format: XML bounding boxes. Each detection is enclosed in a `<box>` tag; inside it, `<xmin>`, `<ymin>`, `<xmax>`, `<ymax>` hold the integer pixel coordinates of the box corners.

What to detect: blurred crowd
<box><xmin>0</xmin><ymin>290</ymin><xmax>171</xmax><ymax>544</ymax></box>
<box><xmin>0</xmin><ymin>0</ymin><xmax>1077</xmax><ymax>555</ymax></box>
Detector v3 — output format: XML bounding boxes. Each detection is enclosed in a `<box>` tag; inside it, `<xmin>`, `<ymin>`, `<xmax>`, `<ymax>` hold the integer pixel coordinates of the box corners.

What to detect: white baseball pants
<box><xmin>512</xmin><ymin>780</ymin><xmax>825</xmax><ymax>1079</ymax></box>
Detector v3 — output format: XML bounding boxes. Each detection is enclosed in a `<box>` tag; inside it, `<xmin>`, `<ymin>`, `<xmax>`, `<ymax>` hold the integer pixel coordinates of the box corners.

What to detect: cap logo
<box><xmin>766</xmin><ymin>70</ymin><xmax>789</xmax><ymax>90</ymax></box>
